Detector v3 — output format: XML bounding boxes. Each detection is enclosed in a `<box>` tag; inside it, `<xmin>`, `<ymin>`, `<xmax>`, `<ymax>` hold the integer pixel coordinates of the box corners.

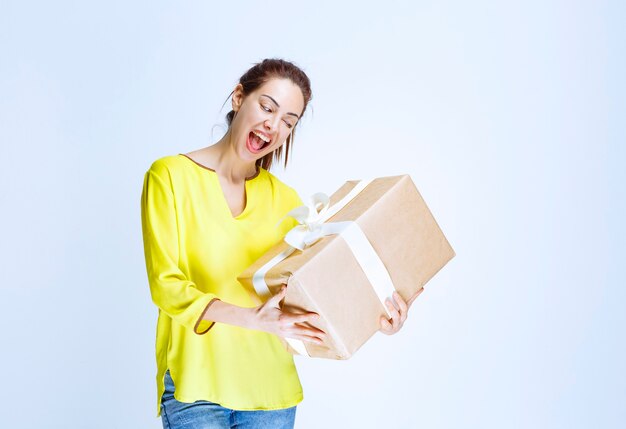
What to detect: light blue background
<box><xmin>1</xmin><ymin>1</ymin><xmax>624</xmax><ymax>428</ymax></box>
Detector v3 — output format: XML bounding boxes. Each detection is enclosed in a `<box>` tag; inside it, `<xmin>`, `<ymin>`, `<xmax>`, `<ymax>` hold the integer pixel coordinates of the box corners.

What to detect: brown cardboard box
<box><xmin>237</xmin><ymin>175</ymin><xmax>455</xmax><ymax>359</ymax></box>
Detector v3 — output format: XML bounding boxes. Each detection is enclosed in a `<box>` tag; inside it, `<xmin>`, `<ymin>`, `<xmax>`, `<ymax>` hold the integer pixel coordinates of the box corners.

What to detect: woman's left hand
<box><xmin>379</xmin><ymin>288</ymin><xmax>424</xmax><ymax>335</ymax></box>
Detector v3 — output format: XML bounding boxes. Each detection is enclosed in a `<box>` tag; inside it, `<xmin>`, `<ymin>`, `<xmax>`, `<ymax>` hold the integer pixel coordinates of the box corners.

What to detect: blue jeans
<box><xmin>160</xmin><ymin>369</ymin><xmax>297</xmax><ymax>429</ymax></box>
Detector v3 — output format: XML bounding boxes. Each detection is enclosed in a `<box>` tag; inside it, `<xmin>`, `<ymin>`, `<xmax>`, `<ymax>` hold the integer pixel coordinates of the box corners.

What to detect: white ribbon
<box><xmin>252</xmin><ymin>178</ymin><xmax>396</xmax><ymax>357</ymax></box>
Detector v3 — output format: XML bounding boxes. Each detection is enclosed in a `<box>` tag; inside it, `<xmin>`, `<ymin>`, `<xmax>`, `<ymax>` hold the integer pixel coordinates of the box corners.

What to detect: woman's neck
<box><xmin>206</xmin><ymin>132</ymin><xmax>258</xmax><ymax>182</ymax></box>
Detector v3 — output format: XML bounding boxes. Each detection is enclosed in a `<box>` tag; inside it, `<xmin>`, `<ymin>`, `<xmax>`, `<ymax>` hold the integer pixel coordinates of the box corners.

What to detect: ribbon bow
<box><xmin>279</xmin><ymin>192</ymin><xmax>335</xmax><ymax>251</ymax></box>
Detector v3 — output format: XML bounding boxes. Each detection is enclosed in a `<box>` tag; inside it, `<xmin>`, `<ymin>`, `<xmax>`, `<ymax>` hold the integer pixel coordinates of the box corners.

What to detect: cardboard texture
<box><xmin>237</xmin><ymin>175</ymin><xmax>455</xmax><ymax>359</ymax></box>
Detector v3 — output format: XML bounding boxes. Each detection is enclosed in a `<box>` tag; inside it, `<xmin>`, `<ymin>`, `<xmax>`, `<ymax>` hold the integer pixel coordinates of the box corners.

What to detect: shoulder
<box><xmin>262</xmin><ymin>169</ymin><xmax>304</xmax><ymax>207</ymax></box>
<box><xmin>145</xmin><ymin>154</ymin><xmax>187</xmax><ymax>178</ymax></box>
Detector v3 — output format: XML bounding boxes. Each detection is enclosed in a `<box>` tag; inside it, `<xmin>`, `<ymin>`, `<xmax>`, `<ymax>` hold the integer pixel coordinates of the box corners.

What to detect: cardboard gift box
<box><xmin>237</xmin><ymin>175</ymin><xmax>455</xmax><ymax>359</ymax></box>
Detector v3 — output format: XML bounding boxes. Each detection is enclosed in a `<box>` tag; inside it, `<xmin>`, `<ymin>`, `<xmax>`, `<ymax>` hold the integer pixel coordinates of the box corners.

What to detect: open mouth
<box><xmin>246</xmin><ymin>130</ymin><xmax>271</xmax><ymax>153</ymax></box>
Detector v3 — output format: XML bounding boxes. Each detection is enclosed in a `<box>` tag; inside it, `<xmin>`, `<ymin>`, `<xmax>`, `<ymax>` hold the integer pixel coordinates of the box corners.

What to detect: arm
<box><xmin>202</xmin><ymin>286</ymin><xmax>327</xmax><ymax>345</ymax></box>
<box><xmin>141</xmin><ymin>164</ymin><xmax>219</xmax><ymax>335</ymax></box>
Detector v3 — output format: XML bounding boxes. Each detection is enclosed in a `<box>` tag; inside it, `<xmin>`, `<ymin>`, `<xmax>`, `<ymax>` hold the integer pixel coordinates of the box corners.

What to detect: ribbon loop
<box><xmin>283</xmin><ymin>192</ymin><xmax>335</xmax><ymax>250</ymax></box>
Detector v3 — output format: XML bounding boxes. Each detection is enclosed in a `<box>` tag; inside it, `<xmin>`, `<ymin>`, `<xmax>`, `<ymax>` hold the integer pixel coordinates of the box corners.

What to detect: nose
<box><xmin>264</xmin><ymin>116</ymin><xmax>279</xmax><ymax>132</ymax></box>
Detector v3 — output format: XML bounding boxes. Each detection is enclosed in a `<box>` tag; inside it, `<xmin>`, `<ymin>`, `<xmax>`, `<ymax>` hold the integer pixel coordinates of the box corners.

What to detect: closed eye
<box><xmin>261</xmin><ymin>102</ymin><xmax>295</xmax><ymax>128</ymax></box>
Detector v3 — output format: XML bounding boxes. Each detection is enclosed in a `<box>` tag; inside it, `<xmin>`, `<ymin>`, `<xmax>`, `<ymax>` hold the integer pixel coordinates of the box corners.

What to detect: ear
<box><xmin>231</xmin><ymin>83</ymin><xmax>244</xmax><ymax>112</ymax></box>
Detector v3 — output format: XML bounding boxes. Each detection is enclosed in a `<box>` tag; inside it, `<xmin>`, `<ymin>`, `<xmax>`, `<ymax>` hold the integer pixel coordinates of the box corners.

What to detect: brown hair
<box><xmin>223</xmin><ymin>58</ymin><xmax>312</xmax><ymax>171</ymax></box>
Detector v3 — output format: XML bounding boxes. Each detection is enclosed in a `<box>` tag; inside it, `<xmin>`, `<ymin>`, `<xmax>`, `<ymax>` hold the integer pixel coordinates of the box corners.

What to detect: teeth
<box><xmin>252</xmin><ymin>130</ymin><xmax>270</xmax><ymax>143</ymax></box>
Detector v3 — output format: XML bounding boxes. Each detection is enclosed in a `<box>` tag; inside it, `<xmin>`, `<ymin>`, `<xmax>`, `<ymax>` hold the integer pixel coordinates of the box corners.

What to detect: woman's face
<box><xmin>231</xmin><ymin>77</ymin><xmax>305</xmax><ymax>163</ymax></box>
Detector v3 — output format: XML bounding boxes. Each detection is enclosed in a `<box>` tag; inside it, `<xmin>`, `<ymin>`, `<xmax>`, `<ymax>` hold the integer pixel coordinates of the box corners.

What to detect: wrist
<box><xmin>242</xmin><ymin>306</ymin><xmax>259</xmax><ymax>331</ymax></box>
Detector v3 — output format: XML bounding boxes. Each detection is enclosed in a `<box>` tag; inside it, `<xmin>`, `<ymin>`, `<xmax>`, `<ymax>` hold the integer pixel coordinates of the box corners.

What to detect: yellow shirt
<box><xmin>140</xmin><ymin>154</ymin><xmax>304</xmax><ymax>417</ymax></box>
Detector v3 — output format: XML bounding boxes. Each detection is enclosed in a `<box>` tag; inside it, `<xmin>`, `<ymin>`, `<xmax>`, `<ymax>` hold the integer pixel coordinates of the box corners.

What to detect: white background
<box><xmin>1</xmin><ymin>1</ymin><xmax>624</xmax><ymax>428</ymax></box>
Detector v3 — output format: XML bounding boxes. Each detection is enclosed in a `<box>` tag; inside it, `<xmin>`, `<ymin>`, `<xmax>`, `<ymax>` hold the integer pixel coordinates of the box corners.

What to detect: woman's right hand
<box><xmin>250</xmin><ymin>285</ymin><xmax>327</xmax><ymax>346</ymax></box>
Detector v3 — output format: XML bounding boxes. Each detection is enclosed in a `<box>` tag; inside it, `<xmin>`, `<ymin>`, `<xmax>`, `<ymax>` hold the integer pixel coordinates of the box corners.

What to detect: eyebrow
<box><xmin>261</xmin><ymin>94</ymin><xmax>300</xmax><ymax>119</ymax></box>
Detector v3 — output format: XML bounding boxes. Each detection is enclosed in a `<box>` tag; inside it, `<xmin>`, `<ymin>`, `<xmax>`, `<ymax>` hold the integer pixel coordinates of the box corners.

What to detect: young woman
<box><xmin>141</xmin><ymin>58</ymin><xmax>422</xmax><ymax>429</ymax></box>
